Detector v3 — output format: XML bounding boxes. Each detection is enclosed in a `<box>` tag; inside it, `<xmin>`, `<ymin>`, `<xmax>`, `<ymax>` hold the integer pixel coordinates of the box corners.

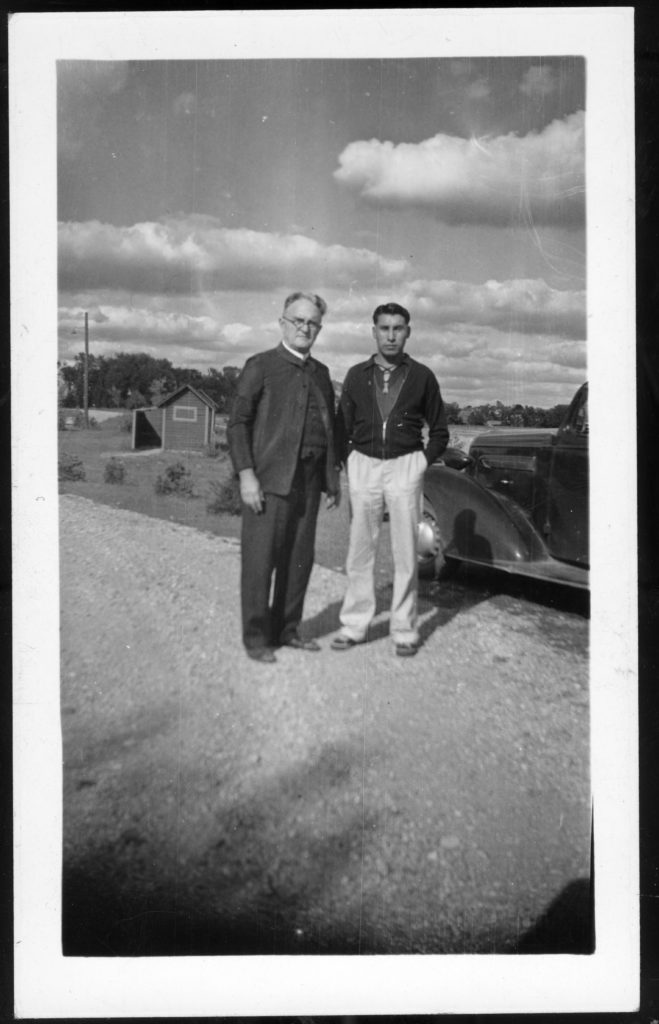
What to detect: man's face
<box><xmin>372</xmin><ymin>313</ymin><xmax>410</xmax><ymax>362</ymax></box>
<box><xmin>280</xmin><ymin>298</ymin><xmax>323</xmax><ymax>355</ymax></box>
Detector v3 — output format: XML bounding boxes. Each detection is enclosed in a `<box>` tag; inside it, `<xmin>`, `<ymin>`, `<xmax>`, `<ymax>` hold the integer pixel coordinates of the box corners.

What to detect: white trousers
<box><xmin>339</xmin><ymin>448</ymin><xmax>427</xmax><ymax>645</ymax></box>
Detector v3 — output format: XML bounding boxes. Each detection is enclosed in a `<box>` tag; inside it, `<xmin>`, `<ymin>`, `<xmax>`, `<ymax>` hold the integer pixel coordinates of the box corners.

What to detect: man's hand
<box><xmin>326</xmin><ymin>487</ymin><xmax>341</xmax><ymax>511</ymax></box>
<box><xmin>239</xmin><ymin>468</ymin><xmax>264</xmax><ymax>514</ymax></box>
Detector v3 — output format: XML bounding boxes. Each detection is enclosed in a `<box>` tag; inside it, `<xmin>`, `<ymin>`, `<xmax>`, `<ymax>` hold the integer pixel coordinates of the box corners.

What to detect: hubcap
<box><xmin>417</xmin><ymin>513</ymin><xmax>440</xmax><ymax>559</ymax></box>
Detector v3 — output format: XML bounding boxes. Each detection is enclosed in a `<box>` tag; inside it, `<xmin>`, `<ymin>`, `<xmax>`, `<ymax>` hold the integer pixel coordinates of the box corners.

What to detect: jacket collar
<box><xmin>362</xmin><ymin>352</ymin><xmax>411</xmax><ymax>371</ymax></box>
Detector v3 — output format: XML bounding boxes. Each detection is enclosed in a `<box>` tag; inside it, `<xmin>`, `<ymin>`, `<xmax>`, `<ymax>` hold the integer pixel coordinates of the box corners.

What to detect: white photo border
<box><xmin>10</xmin><ymin>7</ymin><xmax>638</xmax><ymax>1017</ymax></box>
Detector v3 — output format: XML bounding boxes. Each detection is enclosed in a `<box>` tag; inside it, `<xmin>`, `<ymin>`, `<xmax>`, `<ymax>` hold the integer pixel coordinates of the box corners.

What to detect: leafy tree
<box><xmin>222</xmin><ymin>366</ymin><xmax>241</xmax><ymax>389</ymax></box>
<box><xmin>444</xmin><ymin>401</ymin><xmax>461</xmax><ymax>424</ymax></box>
<box><xmin>173</xmin><ymin>366</ymin><xmax>203</xmax><ymax>390</ymax></box>
<box><xmin>107</xmin><ymin>385</ymin><xmax>124</xmax><ymax>408</ymax></box>
<box><xmin>124</xmin><ymin>389</ymin><xmax>148</xmax><ymax>409</ymax></box>
<box><xmin>59</xmin><ymin>353</ymin><xmax>107</xmax><ymax>407</ymax></box>
<box><xmin>196</xmin><ymin>365</ymin><xmax>243</xmax><ymax>411</ymax></box>
<box><xmin>542</xmin><ymin>404</ymin><xmax>570</xmax><ymax>427</ymax></box>
<box><xmin>505</xmin><ymin>405</ymin><xmax>525</xmax><ymax>427</ymax></box>
<box><xmin>105</xmin><ymin>353</ymin><xmax>176</xmax><ymax>405</ymax></box>
<box><xmin>57</xmin><ymin>362</ymin><xmax>70</xmax><ymax>405</ymax></box>
<box><xmin>149</xmin><ymin>375</ymin><xmax>176</xmax><ymax>405</ymax></box>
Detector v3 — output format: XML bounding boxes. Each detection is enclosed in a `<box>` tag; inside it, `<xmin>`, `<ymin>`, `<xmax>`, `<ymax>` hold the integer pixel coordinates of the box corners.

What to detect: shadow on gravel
<box><xmin>62</xmin><ymin>873</ymin><xmax>595</xmax><ymax>957</ymax></box>
<box><xmin>517</xmin><ymin>877</ymin><xmax>594</xmax><ymax>953</ymax></box>
<box><xmin>301</xmin><ymin>579</ymin><xmax>486</xmax><ymax>645</ymax></box>
<box><xmin>455</xmin><ymin>563</ymin><xmax>590</xmax><ymax>618</ymax></box>
<box><xmin>62</xmin><ymin>854</ymin><xmax>376</xmax><ymax>957</ymax></box>
<box><xmin>63</xmin><ymin>739</ymin><xmax>383</xmax><ymax>956</ymax></box>
<box><xmin>300</xmin><ymin>565</ymin><xmax>588</xmax><ymax>652</ymax></box>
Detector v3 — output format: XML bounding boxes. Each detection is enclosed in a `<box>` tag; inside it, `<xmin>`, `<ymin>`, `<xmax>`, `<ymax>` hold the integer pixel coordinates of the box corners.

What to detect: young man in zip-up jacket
<box><xmin>333</xmin><ymin>302</ymin><xmax>449</xmax><ymax>657</ymax></box>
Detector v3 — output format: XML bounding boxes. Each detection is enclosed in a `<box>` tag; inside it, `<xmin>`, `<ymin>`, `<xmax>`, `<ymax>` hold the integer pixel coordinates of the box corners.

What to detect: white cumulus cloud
<box><xmin>404</xmin><ymin>277</ymin><xmax>586</xmax><ymax>339</ymax></box>
<box><xmin>334</xmin><ymin>111</ymin><xmax>584</xmax><ymax>227</ymax></box>
<box><xmin>58</xmin><ymin>216</ymin><xmax>409</xmax><ymax>295</ymax></box>
<box><xmin>58</xmin><ymin>303</ymin><xmax>222</xmax><ymax>356</ymax></box>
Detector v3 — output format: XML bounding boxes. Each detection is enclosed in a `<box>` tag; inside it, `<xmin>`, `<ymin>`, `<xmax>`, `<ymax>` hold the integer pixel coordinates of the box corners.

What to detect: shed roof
<box><xmin>157</xmin><ymin>384</ymin><xmax>219</xmax><ymax>411</ymax></box>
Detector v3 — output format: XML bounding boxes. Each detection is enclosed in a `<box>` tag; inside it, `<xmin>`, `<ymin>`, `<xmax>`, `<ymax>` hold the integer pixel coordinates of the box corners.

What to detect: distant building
<box><xmin>132</xmin><ymin>384</ymin><xmax>219</xmax><ymax>451</ymax></box>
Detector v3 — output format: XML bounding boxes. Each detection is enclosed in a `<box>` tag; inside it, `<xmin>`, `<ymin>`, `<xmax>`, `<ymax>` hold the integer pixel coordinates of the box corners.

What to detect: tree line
<box><xmin>442</xmin><ymin>399</ymin><xmax>571</xmax><ymax>429</ymax></box>
<box><xmin>59</xmin><ymin>350</ymin><xmax>571</xmax><ymax>427</ymax></box>
<box><xmin>58</xmin><ymin>352</ymin><xmax>242</xmax><ymax>413</ymax></box>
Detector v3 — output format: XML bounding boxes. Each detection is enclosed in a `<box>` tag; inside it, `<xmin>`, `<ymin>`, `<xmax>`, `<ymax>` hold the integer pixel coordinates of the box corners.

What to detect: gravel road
<box><xmin>60</xmin><ymin>493</ymin><xmax>591</xmax><ymax>956</ymax></box>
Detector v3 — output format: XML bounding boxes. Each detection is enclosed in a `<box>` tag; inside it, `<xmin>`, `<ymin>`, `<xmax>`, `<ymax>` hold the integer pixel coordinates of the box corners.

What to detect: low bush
<box><xmin>120</xmin><ymin>413</ymin><xmax>133</xmax><ymax>433</ymax></box>
<box><xmin>207</xmin><ymin>475</ymin><xmax>242</xmax><ymax>516</ymax></box>
<box><xmin>155</xmin><ymin>461</ymin><xmax>195</xmax><ymax>496</ymax></box>
<box><xmin>58</xmin><ymin>452</ymin><xmax>86</xmax><ymax>482</ymax></box>
<box><xmin>104</xmin><ymin>457</ymin><xmax>127</xmax><ymax>484</ymax></box>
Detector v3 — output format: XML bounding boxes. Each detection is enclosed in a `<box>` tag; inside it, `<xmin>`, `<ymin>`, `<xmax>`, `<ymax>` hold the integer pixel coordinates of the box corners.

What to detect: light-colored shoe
<box><xmin>330</xmin><ymin>635</ymin><xmax>364</xmax><ymax>651</ymax></box>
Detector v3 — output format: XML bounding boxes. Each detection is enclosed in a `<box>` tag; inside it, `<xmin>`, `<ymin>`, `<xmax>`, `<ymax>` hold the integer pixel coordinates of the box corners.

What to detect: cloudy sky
<box><xmin>57</xmin><ymin>56</ymin><xmax>586</xmax><ymax>406</ymax></box>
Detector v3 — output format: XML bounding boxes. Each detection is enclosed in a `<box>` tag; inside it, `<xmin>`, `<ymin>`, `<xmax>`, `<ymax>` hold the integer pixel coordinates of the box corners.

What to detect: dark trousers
<box><xmin>240</xmin><ymin>456</ymin><xmax>323</xmax><ymax>650</ymax></box>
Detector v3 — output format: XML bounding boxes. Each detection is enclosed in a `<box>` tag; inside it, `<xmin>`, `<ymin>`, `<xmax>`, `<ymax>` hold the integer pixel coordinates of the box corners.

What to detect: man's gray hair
<box><xmin>283</xmin><ymin>292</ymin><xmax>327</xmax><ymax>318</ymax></box>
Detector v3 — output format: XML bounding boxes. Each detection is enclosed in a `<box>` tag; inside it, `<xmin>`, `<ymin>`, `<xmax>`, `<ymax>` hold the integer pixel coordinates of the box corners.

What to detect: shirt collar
<box><xmin>281</xmin><ymin>339</ymin><xmax>309</xmax><ymax>362</ymax></box>
<box><xmin>365</xmin><ymin>352</ymin><xmax>411</xmax><ymax>371</ymax></box>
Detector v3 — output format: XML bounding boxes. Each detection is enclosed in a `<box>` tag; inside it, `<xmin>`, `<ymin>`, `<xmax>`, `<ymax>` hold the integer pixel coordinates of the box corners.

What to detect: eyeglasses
<box><xmin>282</xmin><ymin>315</ymin><xmax>322</xmax><ymax>332</ymax></box>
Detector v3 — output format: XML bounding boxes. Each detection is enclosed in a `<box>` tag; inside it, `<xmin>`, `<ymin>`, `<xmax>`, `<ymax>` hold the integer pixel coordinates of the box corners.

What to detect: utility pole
<box><xmin>83</xmin><ymin>311</ymin><xmax>89</xmax><ymax>428</ymax></box>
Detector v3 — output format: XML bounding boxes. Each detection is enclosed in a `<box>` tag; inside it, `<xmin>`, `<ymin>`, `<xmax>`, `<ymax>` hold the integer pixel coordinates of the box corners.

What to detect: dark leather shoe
<box><xmin>283</xmin><ymin>637</ymin><xmax>321</xmax><ymax>652</ymax></box>
<box><xmin>246</xmin><ymin>647</ymin><xmax>277</xmax><ymax>663</ymax></box>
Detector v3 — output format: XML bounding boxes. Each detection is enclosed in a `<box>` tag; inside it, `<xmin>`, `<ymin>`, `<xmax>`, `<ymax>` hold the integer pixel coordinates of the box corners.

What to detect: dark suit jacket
<box><xmin>227</xmin><ymin>343</ymin><xmax>340</xmax><ymax>497</ymax></box>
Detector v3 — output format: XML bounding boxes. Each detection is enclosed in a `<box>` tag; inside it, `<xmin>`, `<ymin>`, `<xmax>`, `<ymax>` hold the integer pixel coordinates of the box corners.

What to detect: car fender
<box><xmin>423</xmin><ymin>464</ymin><xmax>549</xmax><ymax>566</ymax></box>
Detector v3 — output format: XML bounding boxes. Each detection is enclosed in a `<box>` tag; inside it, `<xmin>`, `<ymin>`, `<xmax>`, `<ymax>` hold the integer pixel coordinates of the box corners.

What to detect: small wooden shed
<box><xmin>132</xmin><ymin>384</ymin><xmax>219</xmax><ymax>451</ymax></box>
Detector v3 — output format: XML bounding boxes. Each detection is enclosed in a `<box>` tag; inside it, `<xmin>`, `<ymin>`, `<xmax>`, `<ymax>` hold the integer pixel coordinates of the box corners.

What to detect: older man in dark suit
<box><xmin>227</xmin><ymin>292</ymin><xmax>341</xmax><ymax>663</ymax></box>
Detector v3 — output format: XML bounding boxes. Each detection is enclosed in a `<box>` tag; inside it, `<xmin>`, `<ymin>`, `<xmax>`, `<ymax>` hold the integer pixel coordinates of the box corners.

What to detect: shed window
<box><xmin>173</xmin><ymin>405</ymin><xmax>198</xmax><ymax>422</ymax></box>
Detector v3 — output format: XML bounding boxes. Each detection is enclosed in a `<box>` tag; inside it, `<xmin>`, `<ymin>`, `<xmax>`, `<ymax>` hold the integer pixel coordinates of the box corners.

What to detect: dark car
<box><xmin>418</xmin><ymin>383</ymin><xmax>589</xmax><ymax>589</ymax></box>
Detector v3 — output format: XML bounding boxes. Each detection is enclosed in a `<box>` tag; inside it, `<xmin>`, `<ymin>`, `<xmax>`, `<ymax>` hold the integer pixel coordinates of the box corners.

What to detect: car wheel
<box><xmin>418</xmin><ymin>495</ymin><xmax>458</xmax><ymax>580</ymax></box>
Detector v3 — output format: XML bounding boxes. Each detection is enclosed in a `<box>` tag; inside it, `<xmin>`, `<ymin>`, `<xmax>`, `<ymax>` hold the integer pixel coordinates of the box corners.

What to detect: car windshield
<box><xmin>574</xmin><ymin>398</ymin><xmax>588</xmax><ymax>434</ymax></box>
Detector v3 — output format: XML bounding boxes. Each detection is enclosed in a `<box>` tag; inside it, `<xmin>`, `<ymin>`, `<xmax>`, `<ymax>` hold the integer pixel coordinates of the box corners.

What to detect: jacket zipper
<box><xmin>379</xmin><ymin>366</ymin><xmax>410</xmax><ymax>456</ymax></box>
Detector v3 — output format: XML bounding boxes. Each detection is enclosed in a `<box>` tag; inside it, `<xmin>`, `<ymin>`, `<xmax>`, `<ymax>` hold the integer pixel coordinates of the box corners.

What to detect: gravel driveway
<box><xmin>60</xmin><ymin>493</ymin><xmax>591</xmax><ymax>956</ymax></box>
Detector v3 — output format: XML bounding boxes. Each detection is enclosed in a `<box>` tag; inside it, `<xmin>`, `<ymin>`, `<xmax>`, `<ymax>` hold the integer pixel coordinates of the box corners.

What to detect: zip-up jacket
<box><xmin>337</xmin><ymin>354</ymin><xmax>449</xmax><ymax>466</ymax></box>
